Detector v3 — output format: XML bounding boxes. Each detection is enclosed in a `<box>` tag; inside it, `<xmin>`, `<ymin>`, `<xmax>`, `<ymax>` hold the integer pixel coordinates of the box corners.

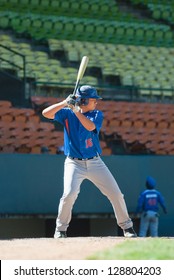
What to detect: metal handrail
<box><xmin>0</xmin><ymin>43</ymin><xmax>26</xmax><ymax>96</ymax></box>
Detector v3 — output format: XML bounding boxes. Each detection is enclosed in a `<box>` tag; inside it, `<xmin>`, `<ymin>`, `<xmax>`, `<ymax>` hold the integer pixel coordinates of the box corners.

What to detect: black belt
<box><xmin>68</xmin><ymin>155</ymin><xmax>99</xmax><ymax>161</ymax></box>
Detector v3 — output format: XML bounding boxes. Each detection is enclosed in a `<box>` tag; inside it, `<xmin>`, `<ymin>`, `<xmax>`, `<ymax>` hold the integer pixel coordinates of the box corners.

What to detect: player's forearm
<box><xmin>42</xmin><ymin>100</ymin><xmax>67</xmax><ymax>119</ymax></box>
<box><xmin>75</xmin><ymin>111</ymin><xmax>96</xmax><ymax>131</ymax></box>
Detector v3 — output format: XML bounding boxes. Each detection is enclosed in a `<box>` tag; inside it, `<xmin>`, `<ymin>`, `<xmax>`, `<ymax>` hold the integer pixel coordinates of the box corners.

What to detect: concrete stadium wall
<box><xmin>0</xmin><ymin>154</ymin><xmax>173</xmax><ymax>237</ymax></box>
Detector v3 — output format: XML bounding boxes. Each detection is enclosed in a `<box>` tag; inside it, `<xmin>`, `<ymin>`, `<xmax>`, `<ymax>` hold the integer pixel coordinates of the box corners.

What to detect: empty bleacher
<box><xmin>0</xmin><ymin>0</ymin><xmax>174</xmax><ymax>99</ymax></box>
<box><xmin>1</xmin><ymin>33</ymin><xmax>174</xmax><ymax>100</ymax></box>
<box><xmin>1</xmin><ymin>97</ymin><xmax>174</xmax><ymax>155</ymax></box>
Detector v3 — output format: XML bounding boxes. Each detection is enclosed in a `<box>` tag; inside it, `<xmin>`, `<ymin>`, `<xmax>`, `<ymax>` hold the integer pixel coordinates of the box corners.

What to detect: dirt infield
<box><xmin>0</xmin><ymin>237</ymin><xmax>125</xmax><ymax>260</ymax></box>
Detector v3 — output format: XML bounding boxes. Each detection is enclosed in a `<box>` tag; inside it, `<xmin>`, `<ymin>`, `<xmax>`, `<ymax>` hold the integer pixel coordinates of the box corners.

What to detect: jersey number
<box><xmin>148</xmin><ymin>198</ymin><xmax>157</xmax><ymax>206</ymax></box>
<box><xmin>86</xmin><ymin>138</ymin><xmax>93</xmax><ymax>148</ymax></box>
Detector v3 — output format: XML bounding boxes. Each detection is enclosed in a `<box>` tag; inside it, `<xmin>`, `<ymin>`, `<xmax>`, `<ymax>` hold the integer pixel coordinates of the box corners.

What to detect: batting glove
<box><xmin>72</xmin><ymin>104</ymin><xmax>80</xmax><ymax>113</ymax></box>
<box><xmin>66</xmin><ymin>94</ymin><xmax>76</xmax><ymax>106</ymax></box>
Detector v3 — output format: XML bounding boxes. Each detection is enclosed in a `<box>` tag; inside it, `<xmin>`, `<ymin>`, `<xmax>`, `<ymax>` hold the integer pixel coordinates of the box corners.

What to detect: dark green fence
<box><xmin>0</xmin><ymin>154</ymin><xmax>173</xmax><ymax>236</ymax></box>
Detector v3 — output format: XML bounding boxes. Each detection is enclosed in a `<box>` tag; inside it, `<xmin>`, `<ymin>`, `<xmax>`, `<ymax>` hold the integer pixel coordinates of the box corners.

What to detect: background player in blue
<box><xmin>42</xmin><ymin>85</ymin><xmax>136</xmax><ymax>238</ymax></box>
<box><xmin>136</xmin><ymin>176</ymin><xmax>167</xmax><ymax>237</ymax></box>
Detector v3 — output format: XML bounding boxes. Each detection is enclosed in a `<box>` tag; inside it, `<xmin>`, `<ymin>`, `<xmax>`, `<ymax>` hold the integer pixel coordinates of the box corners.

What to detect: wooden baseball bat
<box><xmin>72</xmin><ymin>56</ymin><xmax>89</xmax><ymax>96</ymax></box>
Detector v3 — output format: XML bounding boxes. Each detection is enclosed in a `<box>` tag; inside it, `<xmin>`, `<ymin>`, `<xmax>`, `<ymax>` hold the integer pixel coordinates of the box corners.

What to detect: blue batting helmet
<box><xmin>75</xmin><ymin>85</ymin><xmax>102</xmax><ymax>105</ymax></box>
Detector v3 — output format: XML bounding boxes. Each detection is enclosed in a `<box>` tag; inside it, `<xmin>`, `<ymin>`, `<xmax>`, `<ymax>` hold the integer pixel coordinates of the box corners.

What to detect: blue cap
<box><xmin>146</xmin><ymin>176</ymin><xmax>156</xmax><ymax>189</ymax></box>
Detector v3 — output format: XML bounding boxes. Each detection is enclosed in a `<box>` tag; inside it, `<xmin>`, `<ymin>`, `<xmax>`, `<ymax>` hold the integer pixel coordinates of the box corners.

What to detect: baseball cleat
<box><xmin>123</xmin><ymin>227</ymin><xmax>137</xmax><ymax>238</ymax></box>
<box><xmin>54</xmin><ymin>231</ymin><xmax>67</xmax><ymax>238</ymax></box>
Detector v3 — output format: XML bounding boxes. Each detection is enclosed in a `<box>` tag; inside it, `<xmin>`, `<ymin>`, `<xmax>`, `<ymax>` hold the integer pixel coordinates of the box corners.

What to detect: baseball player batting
<box><xmin>42</xmin><ymin>85</ymin><xmax>137</xmax><ymax>238</ymax></box>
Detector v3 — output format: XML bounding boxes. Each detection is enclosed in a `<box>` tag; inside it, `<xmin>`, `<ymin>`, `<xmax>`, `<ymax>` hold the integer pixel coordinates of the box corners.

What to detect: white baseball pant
<box><xmin>55</xmin><ymin>156</ymin><xmax>133</xmax><ymax>232</ymax></box>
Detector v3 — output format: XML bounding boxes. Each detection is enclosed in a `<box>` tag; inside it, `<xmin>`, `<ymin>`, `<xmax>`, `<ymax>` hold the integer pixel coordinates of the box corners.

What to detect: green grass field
<box><xmin>88</xmin><ymin>238</ymin><xmax>174</xmax><ymax>260</ymax></box>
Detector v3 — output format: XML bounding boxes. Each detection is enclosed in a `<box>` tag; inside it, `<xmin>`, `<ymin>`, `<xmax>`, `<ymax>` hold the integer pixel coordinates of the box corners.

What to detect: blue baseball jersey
<box><xmin>136</xmin><ymin>189</ymin><xmax>166</xmax><ymax>213</ymax></box>
<box><xmin>54</xmin><ymin>108</ymin><xmax>103</xmax><ymax>158</ymax></box>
